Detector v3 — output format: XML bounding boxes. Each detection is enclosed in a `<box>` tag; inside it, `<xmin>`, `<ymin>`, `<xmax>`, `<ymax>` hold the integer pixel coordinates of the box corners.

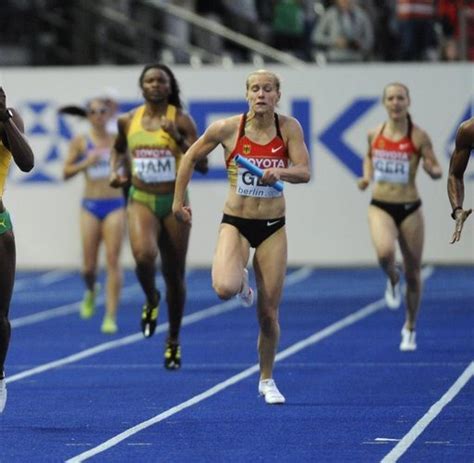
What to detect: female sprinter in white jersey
<box><xmin>358</xmin><ymin>82</ymin><xmax>442</xmax><ymax>351</ymax></box>
<box><xmin>63</xmin><ymin>97</ymin><xmax>126</xmax><ymax>334</ymax></box>
<box><xmin>173</xmin><ymin>70</ymin><xmax>311</xmax><ymax>404</ymax></box>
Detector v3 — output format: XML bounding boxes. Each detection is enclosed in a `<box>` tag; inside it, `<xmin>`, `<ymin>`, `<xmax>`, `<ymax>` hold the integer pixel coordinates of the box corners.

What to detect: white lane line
<box><xmin>11</xmin><ymin>301</ymin><xmax>81</xmax><ymax>328</ymax></box>
<box><xmin>65</xmin><ymin>298</ymin><xmax>388</xmax><ymax>462</ymax></box>
<box><xmin>6</xmin><ymin>267</ymin><xmax>313</xmax><ymax>384</ymax></box>
<box><xmin>65</xmin><ymin>266</ymin><xmax>436</xmax><ymax>462</ymax></box>
<box><xmin>11</xmin><ymin>270</ymin><xmax>201</xmax><ymax>329</ymax></box>
<box><xmin>14</xmin><ymin>270</ymin><xmax>74</xmax><ymax>291</ymax></box>
<box><xmin>381</xmin><ymin>361</ymin><xmax>474</xmax><ymax>463</ymax></box>
<box><xmin>6</xmin><ymin>333</ymin><xmax>144</xmax><ymax>383</ymax></box>
<box><xmin>37</xmin><ymin>270</ymin><xmax>74</xmax><ymax>285</ymax></box>
<box><xmin>10</xmin><ymin>281</ymin><xmax>142</xmax><ymax>328</ymax></box>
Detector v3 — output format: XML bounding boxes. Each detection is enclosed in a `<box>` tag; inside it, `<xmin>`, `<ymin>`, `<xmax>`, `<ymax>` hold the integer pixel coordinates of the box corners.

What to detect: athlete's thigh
<box><xmin>80</xmin><ymin>210</ymin><xmax>102</xmax><ymax>265</ymax></box>
<box><xmin>102</xmin><ymin>208</ymin><xmax>126</xmax><ymax>261</ymax></box>
<box><xmin>368</xmin><ymin>205</ymin><xmax>398</xmax><ymax>256</ymax></box>
<box><xmin>398</xmin><ymin>208</ymin><xmax>424</xmax><ymax>268</ymax></box>
<box><xmin>158</xmin><ymin>212</ymin><xmax>191</xmax><ymax>274</ymax></box>
<box><xmin>127</xmin><ymin>201</ymin><xmax>159</xmax><ymax>258</ymax></box>
<box><xmin>253</xmin><ymin>227</ymin><xmax>287</xmax><ymax>309</ymax></box>
<box><xmin>212</xmin><ymin>224</ymin><xmax>250</xmax><ymax>289</ymax></box>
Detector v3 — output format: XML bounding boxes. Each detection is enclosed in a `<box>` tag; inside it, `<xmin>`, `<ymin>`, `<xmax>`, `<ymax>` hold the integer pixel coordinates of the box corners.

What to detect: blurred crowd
<box><xmin>195</xmin><ymin>0</ymin><xmax>474</xmax><ymax>63</ymax></box>
<box><xmin>0</xmin><ymin>0</ymin><xmax>473</xmax><ymax>66</ymax></box>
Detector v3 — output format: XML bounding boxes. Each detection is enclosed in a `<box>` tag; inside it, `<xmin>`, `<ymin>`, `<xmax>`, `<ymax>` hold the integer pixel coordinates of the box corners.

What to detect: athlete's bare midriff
<box><xmin>83</xmin><ymin>178</ymin><xmax>124</xmax><ymax>199</ymax></box>
<box><xmin>223</xmin><ymin>189</ymin><xmax>285</xmax><ymax>219</ymax></box>
<box><xmin>371</xmin><ymin>181</ymin><xmax>420</xmax><ymax>203</ymax></box>
<box><xmin>131</xmin><ymin>177</ymin><xmax>176</xmax><ymax>195</ymax></box>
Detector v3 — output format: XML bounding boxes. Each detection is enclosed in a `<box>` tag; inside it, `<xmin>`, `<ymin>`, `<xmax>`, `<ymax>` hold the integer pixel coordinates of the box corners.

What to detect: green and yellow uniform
<box><xmin>127</xmin><ymin>104</ymin><xmax>185</xmax><ymax>218</ymax></box>
<box><xmin>0</xmin><ymin>140</ymin><xmax>13</xmax><ymax>235</ymax></box>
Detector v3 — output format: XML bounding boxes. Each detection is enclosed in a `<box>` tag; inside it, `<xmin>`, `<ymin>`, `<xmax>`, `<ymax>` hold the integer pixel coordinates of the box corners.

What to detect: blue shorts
<box><xmin>82</xmin><ymin>197</ymin><xmax>126</xmax><ymax>221</ymax></box>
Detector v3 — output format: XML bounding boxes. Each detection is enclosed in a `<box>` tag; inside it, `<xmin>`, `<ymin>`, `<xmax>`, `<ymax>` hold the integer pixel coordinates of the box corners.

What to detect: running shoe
<box><xmin>101</xmin><ymin>315</ymin><xmax>118</xmax><ymax>334</ymax></box>
<box><xmin>400</xmin><ymin>327</ymin><xmax>417</xmax><ymax>351</ymax></box>
<box><xmin>80</xmin><ymin>284</ymin><xmax>99</xmax><ymax>319</ymax></box>
<box><xmin>385</xmin><ymin>278</ymin><xmax>401</xmax><ymax>310</ymax></box>
<box><xmin>164</xmin><ymin>341</ymin><xmax>181</xmax><ymax>370</ymax></box>
<box><xmin>238</xmin><ymin>268</ymin><xmax>254</xmax><ymax>307</ymax></box>
<box><xmin>141</xmin><ymin>292</ymin><xmax>160</xmax><ymax>338</ymax></box>
<box><xmin>258</xmin><ymin>378</ymin><xmax>286</xmax><ymax>404</ymax></box>
<box><xmin>0</xmin><ymin>373</ymin><xmax>6</xmax><ymax>413</ymax></box>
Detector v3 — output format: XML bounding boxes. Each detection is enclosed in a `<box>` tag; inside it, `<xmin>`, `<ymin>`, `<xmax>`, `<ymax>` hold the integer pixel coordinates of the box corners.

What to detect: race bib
<box><xmin>372</xmin><ymin>149</ymin><xmax>410</xmax><ymax>184</ymax></box>
<box><xmin>236</xmin><ymin>166</ymin><xmax>282</xmax><ymax>198</ymax></box>
<box><xmin>133</xmin><ymin>151</ymin><xmax>176</xmax><ymax>183</ymax></box>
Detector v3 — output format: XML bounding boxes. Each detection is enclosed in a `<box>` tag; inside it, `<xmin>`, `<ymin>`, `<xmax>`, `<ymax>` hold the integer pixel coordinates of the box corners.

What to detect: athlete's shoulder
<box><xmin>118</xmin><ymin>111</ymin><xmax>134</xmax><ymax>124</ymax></box>
<box><xmin>411</xmin><ymin>124</ymin><xmax>430</xmax><ymax>144</ymax></box>
<box><xmin>368</xmin><ymin>123</ymin><xmax>383</xmax><ymax>143</ymax></box>
<box><xmin>68</xmin><ymin>134</ymin><xmax>88</xmax><ymax>156</ymax></box>
<box><xmin>370</xmin><ymin>123</ymin><xmax>384</xmax><ymax>136</ymax></box>
<box><xmin>278</xmin><ymin>113</ymin><xmax>303</xmax><ymax>134</ymax></box>
<box><xmin>71</xmin><ymin>133</ymin><xmax>88</xmax><ymax>146</ymax></box>
<box><xmin>458</xmin><ymin>117</ymin><xmax>474</xmax><ymax>137</ymax></box>
<box><xmin>278</xmin><ymin>113</ymin><xmax>296</xmax><ymax>125</ymax></box>
<box><xmin>454</xmin><ymin>118</ymin><xmax>474</xmax><ymax>150</ymax></box>
<box><xmin>127</xmin><ymin>104</ymin><xmax>144</xmax><ymax>118</ymax></box>
<box><xmin>209</xmin><ymin>114</ymin><xmax>240</xmax><ymax>134</ymax></box>
<box><xmin>175</xmin><ymin>106</ymin><xmax>195</xmax><ymax>124</ymax></box>
<box><xmin>117</xmin><ymin>107</ymin><xmax>139</xmax><ymax>133</ymax></box>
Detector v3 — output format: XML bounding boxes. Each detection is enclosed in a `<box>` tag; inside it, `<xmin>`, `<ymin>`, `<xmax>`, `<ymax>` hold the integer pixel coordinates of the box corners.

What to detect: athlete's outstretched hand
<box><xmin>450</xmin><ymin>208</ymin><xmax>472</xmax><ymax>243</ymax></box>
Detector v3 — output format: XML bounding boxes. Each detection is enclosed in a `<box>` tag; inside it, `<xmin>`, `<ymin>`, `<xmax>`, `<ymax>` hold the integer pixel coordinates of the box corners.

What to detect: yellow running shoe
<box><xmin>164</xmin><ymin>341</ymin><xmax>181</xmax><ymax>370</ymax></box>
<box><xmin>101</xmin><ymin>316</ymin><xmax>118</xmax><ymax>334</ymax></box>
<box><xmin>80</xmin><ymin>286</ymin><xmax>98</xmax><ymax>319</ymax></box>
<box><xmin>141</xmin><ymin>292</ymin><xmax>160</xmax><ymax>338</ymax></box>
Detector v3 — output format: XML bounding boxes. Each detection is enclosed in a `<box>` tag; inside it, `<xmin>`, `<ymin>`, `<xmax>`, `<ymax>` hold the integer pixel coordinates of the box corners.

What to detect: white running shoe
<box><xmin>238</xmin><ymin>268</ymin><xmax>254</xmax><ymax>307</ymax></box>
<box><xmin>400</xmin><ymin>327</ymin><xmax>417</xmax><ymax>351</ymax></box>
<box><xmin>0</xmin><ymin>374</ymin><xmax>7</xmax><ymax>413</ymax></box>
<box><xmin>258</xmin><ymin>379</ymin><xmax>286</xmax><ymax>404</ymax></box>
<box><xmin>385</xmin><ymin>279</ymin><xmax>401</xmax><ymax>310</ymax></box>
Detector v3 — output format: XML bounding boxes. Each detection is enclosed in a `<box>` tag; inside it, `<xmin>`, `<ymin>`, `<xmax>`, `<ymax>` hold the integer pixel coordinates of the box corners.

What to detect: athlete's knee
<box><xmin>82</xmin><ymin>269</ymin><xmax>96</xmax><ymax>282</ymax></box>
<box><xmin>404</xmin><ymin>268</ymin><xmax>421</xmax><ymax>289</ymax></box>
<box><xmin>163</xmin><ymin>273</ymin><xmax>186</xmax><ymax>299</ymax></box>
<box><xmin>212</xmin><ymin>280</ymin><xmax>237</xmax><ymax>300</ymax></box>
<box><xmin>105</xmin><ymin>250</ymin><xmax>121</xmax><ymax>270</ymax></box>
<box><xmin>133</xmin><ymin>248</ymin><xmax>157</xmax><ymax>266</ymax></box>
<box><xmin>162</xmin><ymin>265</ymin><xmax>185</xmax><ymax>285</ymax></box>
<box><xmin>258</xmin><ymin>311</ymin><xmax>279</xmax><ymax>336</ymax></box>
<box><xmin>378</xmin><ymin>254</ymin><xmax>395</xmax><ymax>269</ymax></box>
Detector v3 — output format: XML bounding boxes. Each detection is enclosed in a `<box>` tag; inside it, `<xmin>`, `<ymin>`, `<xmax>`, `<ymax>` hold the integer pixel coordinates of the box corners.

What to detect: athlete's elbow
<box><xmin>63</xmin><ymin>168</ymin><xmax>74</xmax><ymax>180</ymax></box>
<box><xmin>301</xmin><ymin>168</ymin><xmax>311</xmax><ymax>183</ymax></box>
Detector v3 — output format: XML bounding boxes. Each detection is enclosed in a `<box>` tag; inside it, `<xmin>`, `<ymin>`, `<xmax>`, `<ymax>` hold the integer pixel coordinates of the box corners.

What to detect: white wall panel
<box><xmin>1</xmin><ymin>64</ymin><xmax>472</xmax><ymax>268</ymax></box>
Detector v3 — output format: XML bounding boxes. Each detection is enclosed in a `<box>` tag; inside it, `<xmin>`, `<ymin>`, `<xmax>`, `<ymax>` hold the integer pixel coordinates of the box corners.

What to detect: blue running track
<box><xmin>1</xmin><ymin>266</ymin><xmax>473</xmax><ymax>462</ymax></box>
